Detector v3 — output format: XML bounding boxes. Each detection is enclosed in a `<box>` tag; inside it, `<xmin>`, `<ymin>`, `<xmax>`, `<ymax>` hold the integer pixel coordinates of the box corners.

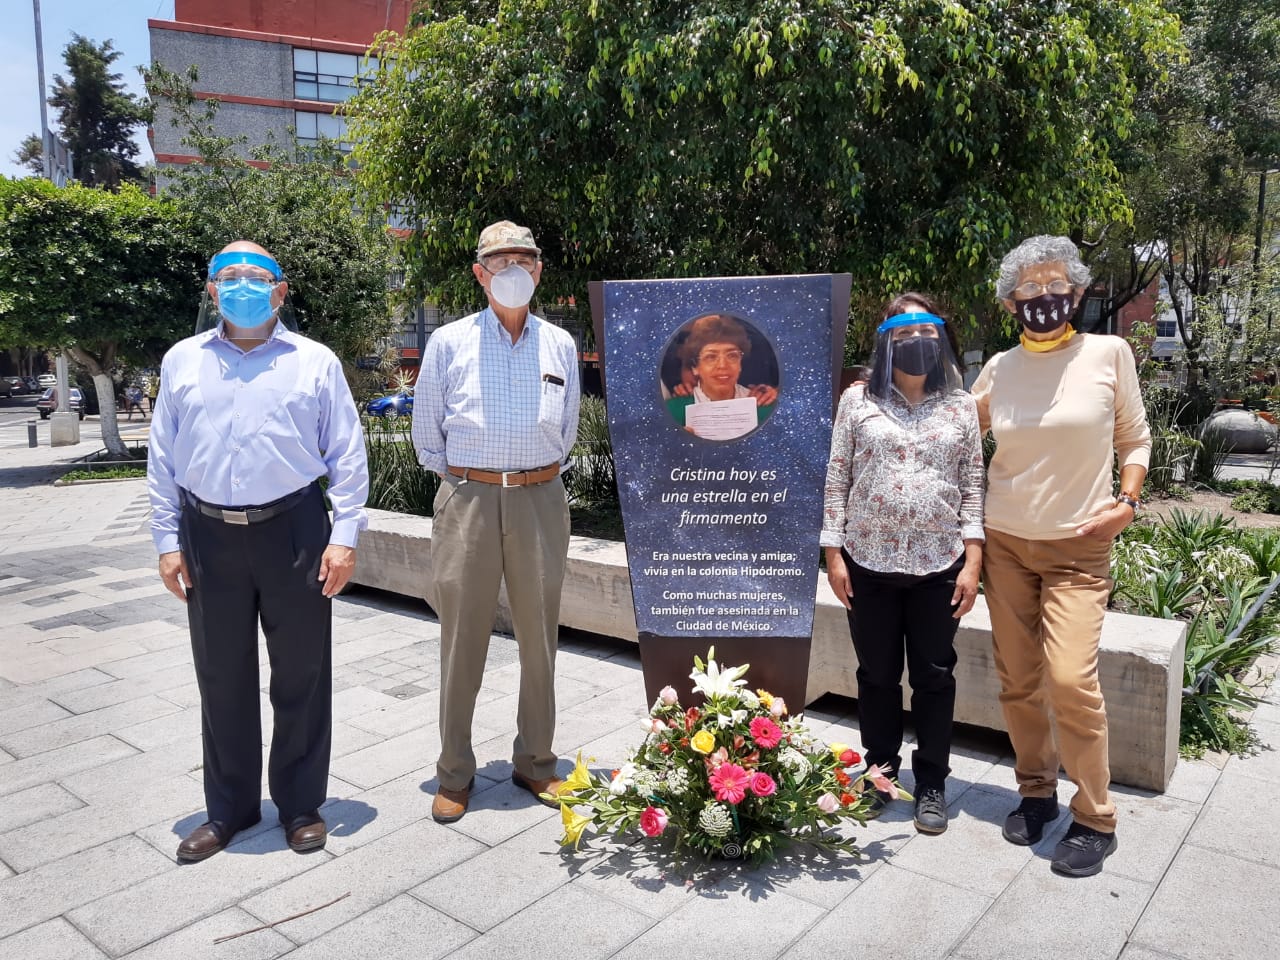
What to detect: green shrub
<box><xmin>1231</xmin><ymin>489</ymin><xmax>1274</xmax><ymax>513</ymax></box>
<box><xmin>363</xmin><ymin>415</ymin><xmax>438</xmax><ymax>516</ymax></box>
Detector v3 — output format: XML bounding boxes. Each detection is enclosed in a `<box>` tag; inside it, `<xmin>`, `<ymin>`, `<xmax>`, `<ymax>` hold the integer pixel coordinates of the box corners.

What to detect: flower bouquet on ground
<box><xmin>551</xmin><ymin>648</ymin><xmax>910</xmax><ymax>865</ymax></box>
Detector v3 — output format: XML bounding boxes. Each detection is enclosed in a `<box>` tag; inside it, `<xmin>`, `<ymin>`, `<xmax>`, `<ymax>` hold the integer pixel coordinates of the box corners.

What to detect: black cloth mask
<box><xmin>891</xmin><ymin>337</ymin><xmax>941</xmax><ymax>376</ymax></box>
<box><xmin>1016</xmin><ymin>292</ymin><xmax>1074</xmax><ymax>333</ymax></box>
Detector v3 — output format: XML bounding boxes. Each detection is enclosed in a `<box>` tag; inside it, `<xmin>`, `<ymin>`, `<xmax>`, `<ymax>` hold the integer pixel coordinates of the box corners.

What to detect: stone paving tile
<box><xmin>1229</xmin><ymin>718</ymin><xmax>1280</xmax><ymax>784</ymax></box>
<box><xmin>433</xmin><ymin>769</ymin><xmax>564</xmax><ymax>849</ymax></box>
<box><xmin>0</xmin><ymin>734</ymin><xmax>138</xmax><ymax>798</ymax></box>
<box><xmin>412</xmin><ymin>816</ymin><xmax>577</xmax><ymax>932</ymax></box>
<box><xmin>0</xmin><ymin>917</ymin><xmax>108</xmax><ymax>960</ymax></box>
<box><xmin>58</xmin><ymin>738</ymin><xmax>204</xmax><ymax>804</ymax></box>
<box><xmin>97</xmin><ymin>644</ymin><xmax>197</xmax><ymax>681</ymax></box>
<box><xmin>951</xmin><ymin>865</ymin><xmax>1153</xmax><ymax>960</ymax></box>
<box><xmin>283</xmin><ymin>894</ymin><xmax>475</xmax><ymax>960</ymax></box>
<box><xmin>0</xmin><ymin>638</ymin><xmax>156</xmax><ymax>685</ymax></box>
<box><xmin>880</xmin><ymin>786</ymin><xmax>1038</xmax><ymax>897</ymax></box>
<box><xmin>65</xmin><ymin>832</ymin><xmax>334</xmax><ymax>956</ymax></box>
<box><xmin>780</xmin><ymin>863</ymin><xmax>991</xmax><ymax>960</ymax></box>
<box><xmin>609</xmin><ymin>878</ymin><xmax>829</xmax><ymax>960</ymax></box>
<box><xmin>0</xmin><ymin>697</ymin><xmax>72</xmax><ymax>735</ymax></box>
<box><xmin>242</xmin><ymin>820</ymin><xmax>484</xmax><ymax>943</ymax></box>
<box><xmin>0</xmin><ymin>772</ymin><xmax>205</xmax><ymax>871</ymax></box>
<box><xmin>345</xmin><ymin>689</ymin><xmax>454</xmax><ymax>740</ymax></box>
<box><xmin>0</xmin><ymin>695</ymin><xmax>182</xmax><ymax>758</ymax></box>
<box><xmin>112</xmin><ymin>705</ymin><xmax>202</xmax><ymax>751</ymax></box>
<box><xmin>0</xmin><ymin>782</ymin><xmax>84</xmax><ymax>834</ymax></box>
<box><xmin>0</xmin><ymin>834</ymin><xmax>174</xmax><ymax>940</ymax></box>
<box><xmin>20</xmin><ymin>589</ymin><xmax>78</xmax><ymax>607</ymax></box>
<box><xmin>114</xmin><ymin>907</ymin><xmax>293</xmax><ymax>960</ymax></box>
<box><xmin>439</xmin><ymin>882</ymin><xmax>650</xmax><ymax>960</ymax></box>
<box><xmin>330</xmin><ymin>685</ymin><xmax>402</xmax><ymax>722</ymax></box>
<box><xmin>48</xmin><ymin>663</ymin><xmax>197</xmax><ymax>715</ymax></box>
<box><xmin>1130</xmin><ymin>845</ymin><xmax>1280</xmax><ymax>960</ymax></box>
<box><xmin>317</xmin><ymin>766</ymin><xmax>440</xmax><ymax>857</ymax></box>
<box><xmin>1117</xmin><ymin>947</ymin><xmax>1188</xmax><ymax>960</ymax></box>
<box><xmin>328</xmin><ymin>722</ymin><xmax>453</xmax><ymax>791</ymax></box>
<box><xmin>1185</xmin><ymin>768</ymin><xmax>1280</xmax><ymax>868</ymax></box>
<box><xmin>1160</xmin><ymin>756</ymin><xmax>1223</xmax><ymax>805</ymax></box>
<box><xmin>1102</xmin><ymin>787</ymin><xmax>1201</xmax><ymax>885</ymax></box>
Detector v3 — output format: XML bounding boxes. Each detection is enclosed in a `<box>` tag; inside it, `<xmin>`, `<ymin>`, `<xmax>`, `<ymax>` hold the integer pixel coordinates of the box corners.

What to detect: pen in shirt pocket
<box><xmin>542</xmin><ymin>373</ymin><xmax>565</xmax><ymax>392</ymax></box>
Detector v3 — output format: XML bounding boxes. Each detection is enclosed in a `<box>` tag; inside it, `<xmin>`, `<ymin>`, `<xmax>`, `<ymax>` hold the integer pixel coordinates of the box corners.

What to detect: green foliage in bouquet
<box><xmin>551</xmin><ymin>649</ymin><xmax>909</xmax><ymax>865</ymax></box>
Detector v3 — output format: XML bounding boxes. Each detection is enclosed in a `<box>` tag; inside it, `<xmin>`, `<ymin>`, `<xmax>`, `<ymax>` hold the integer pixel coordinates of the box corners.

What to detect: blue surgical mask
<box><xmin>216</xmin><ymin>277</ymin><xmax>277</xmax><ymax>327</ymax></box>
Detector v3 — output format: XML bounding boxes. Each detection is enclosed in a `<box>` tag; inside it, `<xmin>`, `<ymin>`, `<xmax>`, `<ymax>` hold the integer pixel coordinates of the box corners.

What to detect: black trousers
<box><xmin>180</xmin><ymin>483</ymin><xmax>333</xmax><ymax>827</ymax></box>
<box><xmin>844</xmin><ymin>551</ymin><xmax>961</xmax><ymax>792</ymax></box>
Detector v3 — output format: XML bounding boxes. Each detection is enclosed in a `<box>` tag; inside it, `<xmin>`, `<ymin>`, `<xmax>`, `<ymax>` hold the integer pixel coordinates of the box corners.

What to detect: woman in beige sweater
<box><xmin>971</xmin><ymin>235</ymin><xmax>1150</xmax><ymax>878</ymax></box>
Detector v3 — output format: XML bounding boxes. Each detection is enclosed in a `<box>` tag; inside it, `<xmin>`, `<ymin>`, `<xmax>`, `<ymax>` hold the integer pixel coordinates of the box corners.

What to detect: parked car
<box><xmin>35</xmin><ymin>387</ymin><xmax>86</xmax><ymax>420</ymax></box>
<box><xmin>37</xmin><ymin>373</ymin><xmax>57</xmax><ymax>389</ymax></box>
<box><xmin>365</xmin><ymin>392</ymin><xmax>414</xmax><ymax>418</ymax></box>
<box><xmin>22</xmin><ymin>376</ymin><xmax>39</xmax><ymax>392</ymax></box>
<box><xmin>0</xmin><ymin>378</ymin><xmax>14</xmax><ymax>398</ymax></box>
<box><xmin>4</xmin><ymin>376</ymin><xmax>32</xmax><ymax>395</ymax></box>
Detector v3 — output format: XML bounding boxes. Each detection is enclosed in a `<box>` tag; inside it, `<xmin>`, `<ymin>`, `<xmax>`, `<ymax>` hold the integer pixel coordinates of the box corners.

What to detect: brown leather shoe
<box><xmin>511</xmin><ymin>770</ymin><xmax>566</xmax><ymax>808</ymax></box>
<box><xmin>432</xmin><ymin>777</ymin><xmax>474</xmax><ymax>823</ymax></box>
<box><xmin>282</xmin><ymin>812</ymin><xmax>327</xmax><ymax>852</ymax></box>
<box><xmin>176</xmin><ymin>812</ymin><xmax>262</xmax><ymax>863</ymax></box>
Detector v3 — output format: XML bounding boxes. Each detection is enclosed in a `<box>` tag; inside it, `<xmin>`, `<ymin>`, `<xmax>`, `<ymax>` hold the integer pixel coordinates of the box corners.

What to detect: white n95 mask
<box><xmin>489</xmin><ymin>263</ymin><xmax>536</xmax><ymax>309</ymax></box>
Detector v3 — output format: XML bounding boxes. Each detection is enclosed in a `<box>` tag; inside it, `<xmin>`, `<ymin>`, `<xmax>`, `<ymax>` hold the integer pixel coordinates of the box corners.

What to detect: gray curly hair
<box><xmin>995</xmin><ymin>235</ymin><xmax>1092</xmax><ymax>300</ymax></box>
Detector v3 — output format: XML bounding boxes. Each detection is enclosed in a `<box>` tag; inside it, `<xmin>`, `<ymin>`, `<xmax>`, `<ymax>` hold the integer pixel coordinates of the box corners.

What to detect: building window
<box><xmin>1155</xmin><ymin>317</ymin><xmax>1178</xmax><ymax>339</ymax></box>
<box><xmin>293</xmin><ymin>49</ymin><xmax>377</xmax><ymax>103</ymax></box>
<box><xmin>1078</xmin><ymin>296</ymin><xmax>1105</xmax><ymax>334</ymax></box>
<box><xmin>294</xmin><ymin>110</ymin><xmax>351</xmax><ymax>150</ymax></box>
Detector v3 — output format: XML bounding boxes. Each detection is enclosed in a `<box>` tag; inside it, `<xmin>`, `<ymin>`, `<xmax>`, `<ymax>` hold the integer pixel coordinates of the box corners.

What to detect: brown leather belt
<box><xmin>447</xmin><ymin>463</ymin><xmax>560</xmax><ymax>487</ymax></box>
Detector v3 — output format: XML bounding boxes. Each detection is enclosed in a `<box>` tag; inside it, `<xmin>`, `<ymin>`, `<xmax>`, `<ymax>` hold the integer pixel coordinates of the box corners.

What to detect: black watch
<box><xmin>1116</xmin><ymin>494</ymin><xmax>1141</xmax><ymax>514</ymax></box>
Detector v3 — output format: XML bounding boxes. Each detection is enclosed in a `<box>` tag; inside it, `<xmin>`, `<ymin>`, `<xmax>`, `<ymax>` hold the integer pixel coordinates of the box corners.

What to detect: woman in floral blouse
<box><xmin>821</xmin><ymin>293</ymin><xmax>985</xmax><ymax>836</ymax></box>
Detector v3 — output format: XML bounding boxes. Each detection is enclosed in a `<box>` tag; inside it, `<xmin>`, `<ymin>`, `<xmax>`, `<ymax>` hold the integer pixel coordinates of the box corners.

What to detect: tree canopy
<box><xmin>0</xmin><ymin>176</ymin><xmax>203</xmax><ymax>455</ymax></box>
<box><xmin>347</xmin><ymin>0</ymin><xmax>1182</xmax><ymax>335</ymax></box>
<box><xmin>40</xmin><ymin>35</ymin><xmax>151</xmax><ymax>190</ymax></box>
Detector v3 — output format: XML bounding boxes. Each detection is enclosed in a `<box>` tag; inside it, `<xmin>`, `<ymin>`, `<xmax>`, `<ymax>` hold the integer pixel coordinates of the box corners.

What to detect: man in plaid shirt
<box><xmin>412</xmin><ymin>221</ymin><xmax>581</xmax><ymax>823</ymax></box>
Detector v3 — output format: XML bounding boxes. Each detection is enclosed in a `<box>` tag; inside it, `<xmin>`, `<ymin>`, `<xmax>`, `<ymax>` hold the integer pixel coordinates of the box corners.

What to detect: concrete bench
<box><xmin>352</xmin><ymin>507</ymin><xmax>1186</xmax><ymax>791</ymax></box>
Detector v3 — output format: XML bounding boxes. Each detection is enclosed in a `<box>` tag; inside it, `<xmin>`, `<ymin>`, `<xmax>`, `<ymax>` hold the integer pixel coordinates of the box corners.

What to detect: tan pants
<box><xmin>429</xmin><ymin>474</ymin><xmax>570</xmax><ymax>791</ymax></box>
<box><xmin>982</xmin><ymin>528</ymin><xmax>1116</xmax><ymax>833</ymax></box>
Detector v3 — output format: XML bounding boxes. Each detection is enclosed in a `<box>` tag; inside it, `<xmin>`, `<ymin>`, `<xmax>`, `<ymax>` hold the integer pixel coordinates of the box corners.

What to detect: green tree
<box><xmin>347</xmin><ymin>0</ymin><xmax>1181</xmax><ymax>341</ymax></box>
<box><xmin>1087</xmin><ymin>0</ymin><xmax>1280</xmax><ymax>383</ymax></box>
<box><xmin>145</xmin><ymin>65</ymin><xmax>396</xmax><ymax>372</ymax></box>
<box><xmin>11</xmin><ymin>134</ymin><xmax>44</xmax><ymax>176</ymax></box>
<box><xmin>45</xmin><ymin>35</ymin><xmax>150</xmax><ymax>190</ymax></box>
<box><xmin>0</xmin><ymin>177</ymin><xmax>204</xmax><ymax>457</ymax></box>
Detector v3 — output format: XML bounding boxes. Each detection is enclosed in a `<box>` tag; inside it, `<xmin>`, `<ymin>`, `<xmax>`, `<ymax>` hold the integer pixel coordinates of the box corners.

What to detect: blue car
<box><xmin>365</xmin><ymin>392</ymin><xmax>414</xmax><ymax>418</ymax></box>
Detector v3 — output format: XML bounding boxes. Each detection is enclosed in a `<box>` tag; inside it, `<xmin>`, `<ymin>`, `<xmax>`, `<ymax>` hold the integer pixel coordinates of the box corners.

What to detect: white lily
<box><xmin>690</xmin><ymin>657</ymin><xmax>750</xmax><ymax>699</ymax></box>
<box><xmin>715</xmin><ymin>709</ymin><xmax>748</xmax><ymax>728</ymax></box>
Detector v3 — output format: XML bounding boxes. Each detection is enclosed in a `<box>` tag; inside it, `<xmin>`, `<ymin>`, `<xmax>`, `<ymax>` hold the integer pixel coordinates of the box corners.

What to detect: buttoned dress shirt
<box><xmin>411</xmin><ymin>308</ymin><xmax>581</xmax><ymax>473</ymax></box>
<box><xmin>148</xmin><ymin>321</ymin><xmax>369</xmax><ymax>555</ymax></box>
<box><xmin>821</xmin><ymin>384</ymin><xmax>985</xmax><ymax>576</ymax></box>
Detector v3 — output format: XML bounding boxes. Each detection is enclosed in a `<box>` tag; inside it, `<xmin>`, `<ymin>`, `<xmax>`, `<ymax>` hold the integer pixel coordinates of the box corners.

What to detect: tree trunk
<box><xmin>66</xmin><ymin>344</ymin><xmax>129</xmax><ymax>460</ymax></box>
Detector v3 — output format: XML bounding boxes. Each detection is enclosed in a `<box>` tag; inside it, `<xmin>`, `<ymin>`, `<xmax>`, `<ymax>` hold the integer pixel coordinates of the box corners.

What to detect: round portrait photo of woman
<box><xmin>659</xmin><ymin>313</ymin><xmax>780</xmax><ymax>441</ymax></box>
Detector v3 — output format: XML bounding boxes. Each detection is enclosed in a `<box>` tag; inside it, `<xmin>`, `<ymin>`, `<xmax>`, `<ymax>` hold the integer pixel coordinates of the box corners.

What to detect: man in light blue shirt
<box><xmin>413</xmin><ymin>220</ymin><xmax>580</xmax><ymax>823</ymax></box>
<box><xmin>148</xmin><ymin>240</ymin><xmax>368</xmax><ymax>861</ymax></box>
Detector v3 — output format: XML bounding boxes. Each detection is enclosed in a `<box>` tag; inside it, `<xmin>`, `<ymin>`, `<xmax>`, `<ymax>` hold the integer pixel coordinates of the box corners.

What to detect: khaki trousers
<box><xmin>430</xmin><ymin>474</ymin><xmax>570</xmax><ymax>791</ymax></box>
<box><xmin>982</xmin><ymin>528</ymin><xmax>1116</xmax><ymax>833</ymax></box>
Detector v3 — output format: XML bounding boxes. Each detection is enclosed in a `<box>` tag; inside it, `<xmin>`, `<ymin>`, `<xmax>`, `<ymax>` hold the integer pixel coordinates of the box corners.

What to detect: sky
<box><xmin>0</xmin><ymin>0</ymin><xmax>171</xmax><ymax>179</ymax></box>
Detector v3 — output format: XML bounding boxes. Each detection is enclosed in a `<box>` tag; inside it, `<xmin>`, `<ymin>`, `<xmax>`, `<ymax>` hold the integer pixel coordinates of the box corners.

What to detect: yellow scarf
<box><xmin>1020</xmin><ymin>326</ymin><xmax>1076</xmax><ymax>353</ymax></box>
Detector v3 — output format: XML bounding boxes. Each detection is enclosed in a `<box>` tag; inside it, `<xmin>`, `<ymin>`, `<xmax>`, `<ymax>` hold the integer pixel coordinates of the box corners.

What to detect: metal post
<box><xmin>55</xmin><ymin>352</ymin><xmax>69</xmax><ymax>412</ymax></box>
<box><xmin>27</xmin><ymin>420</ymin><xmax>37</xmax><ymax>447</ymax></box>
<box><xmin>32</xmin><ymin>0</ymin><xmax>53</xmax><ymax>182</ymax></box>
<box><xmin>1250</xmin><ymin>169</ymin><xmax>1269</xmax><ymax>320</ymax></box>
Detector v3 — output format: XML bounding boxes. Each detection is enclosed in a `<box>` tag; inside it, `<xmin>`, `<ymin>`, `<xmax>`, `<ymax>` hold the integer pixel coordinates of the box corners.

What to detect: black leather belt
<box><xmin>183</xmin><ymin>484</ymin><xmax>312</xmax><ymax>525</ymax></box>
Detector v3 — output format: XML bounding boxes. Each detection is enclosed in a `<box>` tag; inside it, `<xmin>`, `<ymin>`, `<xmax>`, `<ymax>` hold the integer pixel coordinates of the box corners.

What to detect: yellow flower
<box><xmin>691</xmin><ymin>730</ymin><xmax>716</xmax><ymax>754</ymax></box>
<box><xmin>829</xmin><ymin>742</ymin><xmax>850</xmax><ymax>760</ymax></box>
<box><xmin>756</xmin><ymin>689</ymin><xmax>775</xmax><ymax>709</ymax></box>
<box><xmin>561</xmin><ymin>751</ymin><xmax>592</xmax><ymax>795</ymax></box>
<box><xmin>559</xmin><ymin>804</ymin><xmax>593</xmax><ymax>849</ymax></box>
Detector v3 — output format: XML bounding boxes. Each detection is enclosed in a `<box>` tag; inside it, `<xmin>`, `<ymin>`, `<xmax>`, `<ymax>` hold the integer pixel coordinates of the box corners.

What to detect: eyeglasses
<box><xmin>890</xmin><ymin>326</ymin><xmax>940</xmax><ymax>342</ymax></box>
<box><xmin>696</xmin><ymin>349</ymin><xmax>743</xmax><ymax>366</ymax></box>
<box><xmin>479</xmin><ymin>254</ymin><xmax>539</xmax><ymax>274</ymax></box>
<box><xmin>1012</xmin><ymin>279</ymin><xmax>1074</xmax><ymax>298</ymax></box>
<box><xmin>213</xmin><ymin>266</ymin><xmax>279</xmax><ymax>283</ymax></box>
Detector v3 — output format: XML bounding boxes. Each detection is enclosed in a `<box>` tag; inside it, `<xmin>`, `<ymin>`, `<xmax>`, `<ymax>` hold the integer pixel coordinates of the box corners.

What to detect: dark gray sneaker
<box><xmin>1002</xmin><ymin>792</ymin><xmax>1060</xmax><ymax>845</ymax></box>
<box><xmin>1051</xmin><ymin>822</ymin><xmax>1118</xmax><ymax>877</ymax></box>
<box><xmin>913</xmin><ymin>786</ymin><xmax>948</xmax><ymax>834</ymax></box>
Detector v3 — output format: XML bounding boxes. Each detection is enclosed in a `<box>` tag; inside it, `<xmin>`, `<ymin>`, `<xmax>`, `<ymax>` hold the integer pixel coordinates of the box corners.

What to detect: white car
<box><xmin>37</xmin><ymin>374</ymin><xmax>57</xmax><ymax>389</ymax></box>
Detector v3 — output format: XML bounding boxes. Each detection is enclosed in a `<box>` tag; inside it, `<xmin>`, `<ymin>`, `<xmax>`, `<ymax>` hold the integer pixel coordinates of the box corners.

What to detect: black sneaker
<box><xmin>1002</xmin><ymin>792</ymin><xmax>1060</xmax><ymax>845</ymax></box>
<box><xmin>861</xmin><ymin>786</ymin><xmax>895</xmax><ymax>819</ymax></box>
<box><xmin>1050</xmin><ymin>822</ymin><xmax>1118</xmax><ymax>877</ymax></box>
<box><xmin>913</xmin><ymin>786</ymin><xmax>948</xmax><ymax>835</ymax></box>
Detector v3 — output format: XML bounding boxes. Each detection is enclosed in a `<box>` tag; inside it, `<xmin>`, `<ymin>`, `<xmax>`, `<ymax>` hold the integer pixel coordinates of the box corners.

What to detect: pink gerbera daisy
<box><xmin>708</xmin><ymin>762</ymin><xmax>752</xmax><ymax>804</ymax></box>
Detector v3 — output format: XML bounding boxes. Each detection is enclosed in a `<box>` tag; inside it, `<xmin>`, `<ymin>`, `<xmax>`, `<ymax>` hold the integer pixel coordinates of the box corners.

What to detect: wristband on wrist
<box><xmin>1116</xmin><ymin>493</ymin><xmax>1141</xmax><ymax>514</ymax></box>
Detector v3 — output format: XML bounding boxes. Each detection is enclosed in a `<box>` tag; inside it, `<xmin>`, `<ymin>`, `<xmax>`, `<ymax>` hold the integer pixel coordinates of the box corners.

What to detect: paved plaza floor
<box><xmin>1</xmin><ymin>421</ymin><xmax>1278</xmax><ymax>959</ymax></box>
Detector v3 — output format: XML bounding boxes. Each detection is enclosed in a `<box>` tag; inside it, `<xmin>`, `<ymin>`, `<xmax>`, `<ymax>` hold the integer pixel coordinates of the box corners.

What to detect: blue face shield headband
<box><xmin>207</xmin><ymin>251</ymin><xmax>283</xmax><ymax>280</ymax></box>
<box><xmin>876</xmin><ymin>311</ymin><xmax>945</xmax><ymax>335</ymax></box>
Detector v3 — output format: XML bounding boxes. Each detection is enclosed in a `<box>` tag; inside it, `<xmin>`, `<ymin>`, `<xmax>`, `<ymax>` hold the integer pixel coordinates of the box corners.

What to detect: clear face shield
<box><xmin>194</xmin><ymin>250</ymin><xmax>298</xmax><ymax>335</ymax></box>
<box><xmin>870</xmin><ymin>311</ymin><xmax>965</xmax><ymax>400</ymax></box>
